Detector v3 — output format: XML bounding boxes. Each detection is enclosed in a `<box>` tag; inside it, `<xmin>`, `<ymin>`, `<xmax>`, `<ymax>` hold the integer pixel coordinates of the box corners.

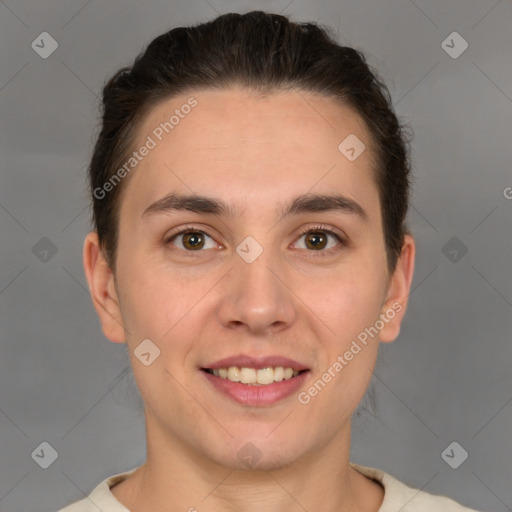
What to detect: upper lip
<box><xmin>202</xmin><ymin>354</ymin><xmax>309</xmax><ymax>371</ymax></box>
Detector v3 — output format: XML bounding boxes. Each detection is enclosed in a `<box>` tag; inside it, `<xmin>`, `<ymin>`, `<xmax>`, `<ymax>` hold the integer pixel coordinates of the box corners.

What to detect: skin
<box><xmin>83</xmin><ymin>87</ymin><xmax>415</xmax><ymax>512</ymax></box>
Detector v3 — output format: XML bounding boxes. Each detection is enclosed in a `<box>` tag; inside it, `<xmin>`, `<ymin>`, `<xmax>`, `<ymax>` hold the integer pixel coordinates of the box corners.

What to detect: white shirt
<box><xmin>59</xmin><ymin>463</ymin><xmax>481</xmax><ymax>511</ymax></box>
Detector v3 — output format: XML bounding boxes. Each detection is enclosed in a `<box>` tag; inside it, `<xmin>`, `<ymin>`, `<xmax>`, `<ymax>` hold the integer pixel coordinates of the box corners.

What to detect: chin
<box><xmin>204</xmin><ymin>431</ymin><xmax>311</xmax><ymax>473</ymax></box>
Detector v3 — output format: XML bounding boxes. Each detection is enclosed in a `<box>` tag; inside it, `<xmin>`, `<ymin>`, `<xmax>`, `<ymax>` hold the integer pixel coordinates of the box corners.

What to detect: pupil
<box><xmin>184</xmin><ymin>232</ymin><xmax>203</xmax><ymax>249</ymax></box>
<box><xmin>307</xmin><ymin>232</ymin><xmax>326</xmax><ymax>250</ymax></box>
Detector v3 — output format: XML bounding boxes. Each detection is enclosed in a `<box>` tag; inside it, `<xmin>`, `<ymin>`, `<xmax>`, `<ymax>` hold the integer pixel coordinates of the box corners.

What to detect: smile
<box><xmin>203</xmin><ymin>366</ymin><xmax>304</xmax><ymax>385</ymax></box>
<box><xmin>201</xmin><ymin>367</ymin><xmax>310</xmax><ymax>406</ymax></box>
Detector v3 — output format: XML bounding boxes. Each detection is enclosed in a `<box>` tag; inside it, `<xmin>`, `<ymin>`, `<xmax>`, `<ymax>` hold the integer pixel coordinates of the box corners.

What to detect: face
<box><xmin>85</xmin><ymin>87</ymin><xmax>414</xmax><ymax>471</ymax></box>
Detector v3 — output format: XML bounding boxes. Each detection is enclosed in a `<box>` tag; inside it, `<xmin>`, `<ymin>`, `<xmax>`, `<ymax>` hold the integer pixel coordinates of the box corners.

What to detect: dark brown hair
<box><xmin>89</xmin><ymin>11</ymin><xmax>412</xmax><ymax>273</ymax></box>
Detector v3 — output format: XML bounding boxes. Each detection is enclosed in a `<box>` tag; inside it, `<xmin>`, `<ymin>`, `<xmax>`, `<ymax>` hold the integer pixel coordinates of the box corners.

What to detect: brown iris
<box><xmin>182</xmin><ymin>231</ymin><xmax>205</xmax><ymax>250</ymax></box>
<box><xmin>304</xmin><ymin>231</ymin><xmax>327</xmax><ymax>250</ymax></box>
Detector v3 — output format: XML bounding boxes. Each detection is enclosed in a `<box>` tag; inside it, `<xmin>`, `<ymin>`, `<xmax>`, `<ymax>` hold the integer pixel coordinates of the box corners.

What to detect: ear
<box><xmin>379</xmin><ymin>234</ymin><xmax>415</xmax><ymax>343</ymax></box>
<box><xmin>83</xmin><ymin>231</ymin><xmax>126</xmax><ymax>343</ymax></box>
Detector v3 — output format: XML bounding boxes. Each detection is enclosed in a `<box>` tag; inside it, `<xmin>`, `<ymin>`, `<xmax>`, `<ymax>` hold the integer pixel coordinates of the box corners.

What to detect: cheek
<box><xmin>301</xmin><ymin>272</ymin><xmax>384</xmax><ymax>420</ymax></box>
<box><xmin>115</xmin><ymin>252</ymin><xmax>218</xmax><ymax>354</ymax></box>
<box><xmin>311</xmin><ymin>263</ymin><xmax>387</xmax><ymax>340</ymax></box>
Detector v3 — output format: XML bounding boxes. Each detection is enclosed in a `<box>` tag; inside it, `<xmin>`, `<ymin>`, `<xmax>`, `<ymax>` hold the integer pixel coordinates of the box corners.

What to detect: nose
<box><xmin>216</xmin><ymin>243</ymin><xmax>296</xmax><ymax>337</ymax></box>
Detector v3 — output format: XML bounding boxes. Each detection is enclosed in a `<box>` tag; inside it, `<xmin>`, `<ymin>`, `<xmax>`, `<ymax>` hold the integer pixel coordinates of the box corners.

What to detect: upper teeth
<box><xmin>210</xmin><ymin>367</ymin><xmax>300</xmax><ymax>385</ymax></box>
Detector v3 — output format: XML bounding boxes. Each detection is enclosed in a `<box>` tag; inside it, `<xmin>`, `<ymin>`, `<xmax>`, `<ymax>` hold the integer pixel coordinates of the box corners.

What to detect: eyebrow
<box><xmin>141</xmin><ymin>192</ymin><xmax>369</xmax><ymax>223</ymax></box>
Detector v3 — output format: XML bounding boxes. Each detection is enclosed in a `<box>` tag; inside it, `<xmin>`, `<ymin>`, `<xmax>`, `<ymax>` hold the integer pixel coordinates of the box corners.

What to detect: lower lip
<box><xmin>201</xmin><ymin>370</ymin><xmax>309</xmax><ymax>406</ymax></box>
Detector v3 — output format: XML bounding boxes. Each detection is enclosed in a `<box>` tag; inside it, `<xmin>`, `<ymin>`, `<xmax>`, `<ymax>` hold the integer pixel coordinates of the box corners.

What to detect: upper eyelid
<box><xmin>165</xmin><ymin>225</ymin><xmax>220</xmax><ymax>244</ymax></box>
<box><xmin>296</xmin><ymin>224</ymin><xmax>344</xmax><ymax>238</ymax></box>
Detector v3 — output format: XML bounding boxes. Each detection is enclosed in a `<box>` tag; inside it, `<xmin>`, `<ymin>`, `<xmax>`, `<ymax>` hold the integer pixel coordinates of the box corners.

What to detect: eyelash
<box><xmin>165</xmin><ymin>224</ymin><xmax>346</xmax><ymax>257</ymax></box>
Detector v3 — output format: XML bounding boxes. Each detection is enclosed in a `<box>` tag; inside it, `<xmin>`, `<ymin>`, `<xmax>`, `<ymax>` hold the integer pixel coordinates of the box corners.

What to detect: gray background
<box><xmin>0</xmin><ymin>1</ymin><xmax>511</xmax><ymax>511</ymax></box>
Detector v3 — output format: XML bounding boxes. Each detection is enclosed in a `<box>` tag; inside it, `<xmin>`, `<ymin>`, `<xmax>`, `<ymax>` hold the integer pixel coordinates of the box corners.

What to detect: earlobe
<box><xmin>379</xmin><ymin>234</ymin><xmax>416</xmax><ymax>343</ymax></box>
<box><xmin>83</xmin><ymin>232</ymin><xmax>126</xmax><ymax>343</ymax></box>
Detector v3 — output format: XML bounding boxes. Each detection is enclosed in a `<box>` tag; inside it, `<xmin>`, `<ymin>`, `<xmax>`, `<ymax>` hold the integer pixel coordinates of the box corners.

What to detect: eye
<box><xmin>164</xmin><ymin>224</ymin><xmax>346</xmax><ymax>255</ymax></box>
<box><xmin>165</xmin><ymin>226</ymin><xmax>219</xmax><ymax>252</ymax></box>
<box><xmin>293</xmin><ymin>224</ymin><xmax>345</xmax><ymax>254</ymax></box>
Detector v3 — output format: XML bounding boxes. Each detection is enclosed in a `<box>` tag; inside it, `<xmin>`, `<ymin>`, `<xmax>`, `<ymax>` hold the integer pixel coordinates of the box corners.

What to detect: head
<box><xmin>84</xmin><ymin>11</ymin><xmax>415</xmax><ymax>471</ymax></box>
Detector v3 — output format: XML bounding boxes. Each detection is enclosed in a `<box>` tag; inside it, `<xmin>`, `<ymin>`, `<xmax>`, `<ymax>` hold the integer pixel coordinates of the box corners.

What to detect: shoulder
<box><xmin>350</xmin><ymin>463</ymin><xmax>481</xmax><ymax>512</ymax></box>
<box><xmin>58</xmin><ymin>467</ymin><xmax>138</xmax><ymax>512</ymax></box>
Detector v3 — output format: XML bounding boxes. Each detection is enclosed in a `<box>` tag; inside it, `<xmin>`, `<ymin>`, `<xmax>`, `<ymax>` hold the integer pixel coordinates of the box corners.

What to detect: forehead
<box><xmin>120</xmin><ymin>87</ymin><xmax>380</xmax><ymax>223</ymax></box>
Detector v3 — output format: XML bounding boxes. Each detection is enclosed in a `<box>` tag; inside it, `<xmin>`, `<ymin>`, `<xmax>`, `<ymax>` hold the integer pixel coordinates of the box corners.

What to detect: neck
<box><xmin>112</xmin><ymin>411</ymin><xmax>383</xmax><ymax>512</ymax></box>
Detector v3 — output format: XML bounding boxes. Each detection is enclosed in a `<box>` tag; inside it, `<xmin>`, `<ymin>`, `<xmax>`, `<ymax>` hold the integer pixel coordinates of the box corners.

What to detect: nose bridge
<box><xmin>217</xmin><ymin>234</ymin><xmax>295</xmax><ymax>333</ymax></box>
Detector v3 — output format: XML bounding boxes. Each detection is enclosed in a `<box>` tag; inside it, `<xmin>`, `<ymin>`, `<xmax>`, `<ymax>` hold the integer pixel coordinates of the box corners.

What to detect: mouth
<box><xmin>200</xmin><ymin>355</ymin><xmax>311</xmax><ymax>406</ymax></box>
<box><xmin>201</xmin><ymin>366</ymin><xmax>309</xmax><ymax>386</ymax></box>
<box><xmin>200</xmin><ymin>356</ymin><xmax>311</xmax><ymax>406</ymax></box>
